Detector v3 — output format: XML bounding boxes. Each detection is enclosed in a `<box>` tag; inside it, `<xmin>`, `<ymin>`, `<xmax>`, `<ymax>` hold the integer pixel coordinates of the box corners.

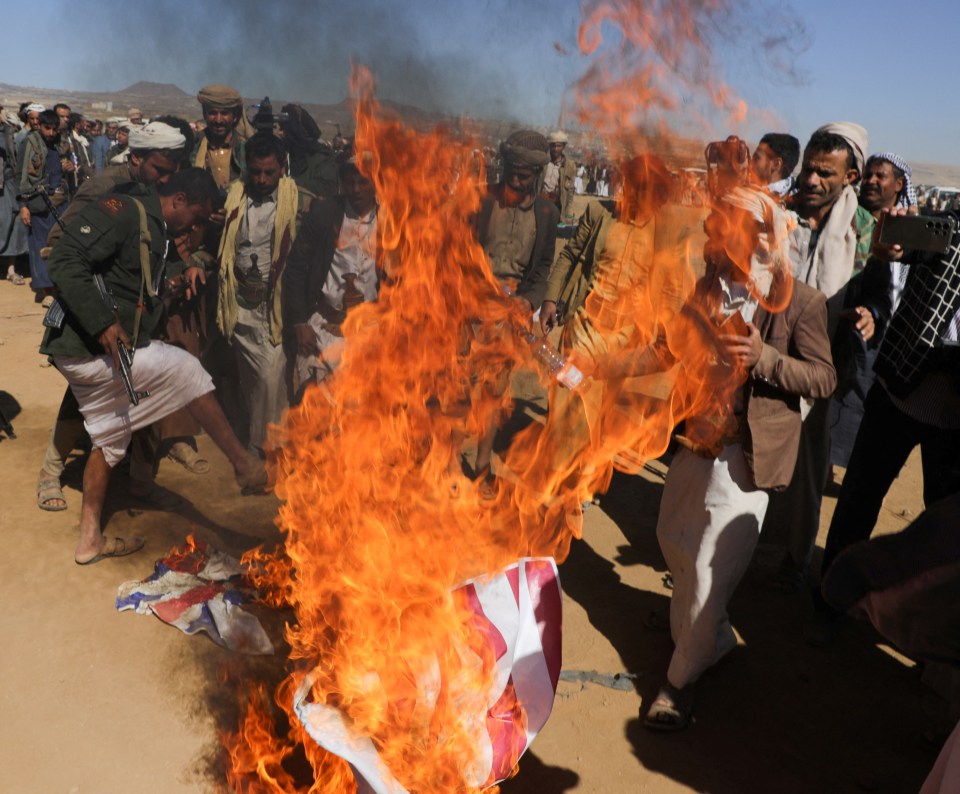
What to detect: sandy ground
<box><xmin>0</xmin><ymin>268</ymin><xmax>949</xmax><ymax>794</ymax></box>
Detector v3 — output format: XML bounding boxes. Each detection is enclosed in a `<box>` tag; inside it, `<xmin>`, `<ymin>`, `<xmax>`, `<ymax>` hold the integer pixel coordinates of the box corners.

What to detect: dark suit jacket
<box><xmin>282</xmin><ymin>196</ymin><xmax>383</xmax><ymax>335</ymax></box>
<box><xmin>474</xmin><ymin>184</ymin><xmax>559</xmax><ymax>309</ymax></box>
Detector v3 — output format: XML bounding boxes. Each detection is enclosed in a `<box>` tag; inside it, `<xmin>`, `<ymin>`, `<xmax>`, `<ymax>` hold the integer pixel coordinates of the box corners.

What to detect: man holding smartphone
<box><xmin>809</xmin><ymin>204</ymin><xmax>960</xmax><ymax>643</ymax></box>
<box><xmin>830</xmin><ymin>152</ymin><xmax>921</xmax><ymax>471</ymax></box>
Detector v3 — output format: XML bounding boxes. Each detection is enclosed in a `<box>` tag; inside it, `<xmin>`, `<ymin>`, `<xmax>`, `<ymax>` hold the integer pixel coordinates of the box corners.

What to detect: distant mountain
<box><xmin>115</xmin><ymin>81</ymin><xmax>190</xmax><ymax>97</ymax></box>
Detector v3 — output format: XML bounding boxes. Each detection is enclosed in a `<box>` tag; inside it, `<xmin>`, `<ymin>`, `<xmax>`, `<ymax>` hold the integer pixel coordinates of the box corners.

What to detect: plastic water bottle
<box><xmin>501</xmin><ymin>283</ymin><xmax>584</xmax><ymax>390</ymax></box>
<box><xmin>526</xmin><ymin>333</ymin><xmax>584</xmax><ymax>390</ymax></box>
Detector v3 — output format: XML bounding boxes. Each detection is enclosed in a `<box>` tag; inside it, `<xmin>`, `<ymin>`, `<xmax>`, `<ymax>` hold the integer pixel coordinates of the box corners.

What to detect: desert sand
<box><xmin>0</xmin><ymin>267</ymin><xmax>947</xmax><ymax>794</ymax></box>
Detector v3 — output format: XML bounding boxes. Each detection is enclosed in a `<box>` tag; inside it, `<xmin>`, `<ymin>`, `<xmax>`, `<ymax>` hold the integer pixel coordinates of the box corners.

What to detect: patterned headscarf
<box><xmin>868</xmin><ymin>152</ymin><xmax>918</xmax><ymax>209</ymax></box>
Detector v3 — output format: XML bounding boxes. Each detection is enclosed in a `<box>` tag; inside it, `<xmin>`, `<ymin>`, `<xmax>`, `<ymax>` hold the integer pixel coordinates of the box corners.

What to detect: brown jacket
<box><xmin>742</xmin><ymin>278</ymin><xmax>837</xmax><ymax>489</ymax></box>
<box><xmin>604</xmin><ymin>269</ymin><xmax>836</xmax><ymax>490</ymax></box>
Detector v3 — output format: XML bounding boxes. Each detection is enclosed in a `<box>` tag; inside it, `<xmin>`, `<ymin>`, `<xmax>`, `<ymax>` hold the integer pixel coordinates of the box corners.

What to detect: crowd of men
<box><xmin>1</xmin><ymin>85</ymin><xmax>958</xmax><ymax>782</ymax></box>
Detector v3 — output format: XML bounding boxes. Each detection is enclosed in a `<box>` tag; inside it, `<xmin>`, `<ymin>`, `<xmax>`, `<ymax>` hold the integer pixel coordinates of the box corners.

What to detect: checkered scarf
<box><xmin>875</xmin><ymin>220</ymin><xmax>960</xmax><ymax>397</ymax></box>
<box><xmin>870</xmin><ymin>152</ymin><xmax>918</xmax><ymax>209</ymax></box>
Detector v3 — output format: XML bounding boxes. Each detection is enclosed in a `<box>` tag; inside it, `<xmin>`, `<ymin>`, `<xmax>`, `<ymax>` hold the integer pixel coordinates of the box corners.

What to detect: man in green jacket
<box><xmin>42</xmin><ymin>168</ymin><xmax>266</xmax><ymax>565</ymax></box>
<box><xmin>36</xmin><ymin>121</ymin><xmax>190</xmax><ymax>513</ymax></box>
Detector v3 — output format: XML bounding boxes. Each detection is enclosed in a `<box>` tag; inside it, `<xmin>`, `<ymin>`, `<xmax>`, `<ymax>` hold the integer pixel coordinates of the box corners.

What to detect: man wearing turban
<box><xmin>192</xmin><ymin>83</ymin><xmax>252</xmax><ymax>190</ymax></box>
<box><xmin>760</xmin><ymin>122</ymin><xmax>881</xmax><ymax>596</ymax></box>
<box><xmin>35</xmin><ymin>120</ymin><xmax>194</xmax><ymax>513</ymax></box>
<box><xmin>543</xmin><ymin>130</ymin><xmax>578</xmax><ymax>221</ymax></box>
<box><xmin>586</xmin><ymin>187</ymin><xmax>836</xmax><ymax>730</ymax></box>
<box><xmin>470</xmin><ymin>130</ymin><xmax>559</xmax><ymax>497</ymax></box>
<box><xmin>828</xmin><ymin>151</ymin><xmax>921</xmax><ymax>472</ymax></box>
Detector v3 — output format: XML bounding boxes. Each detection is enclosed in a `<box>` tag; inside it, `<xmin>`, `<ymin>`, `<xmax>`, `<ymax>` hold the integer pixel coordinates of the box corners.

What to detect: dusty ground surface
<box><xmin>0</xmin><ymin>267</ymin><xmax>949</xmax><ymax>794</ymax></box>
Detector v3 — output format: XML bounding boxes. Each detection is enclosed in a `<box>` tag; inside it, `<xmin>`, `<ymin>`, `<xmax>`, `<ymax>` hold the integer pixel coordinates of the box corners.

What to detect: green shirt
<box><xmin>40</xmin><ymin>185</ymin><xmax>168</xmax><ymax>358</ymax></box>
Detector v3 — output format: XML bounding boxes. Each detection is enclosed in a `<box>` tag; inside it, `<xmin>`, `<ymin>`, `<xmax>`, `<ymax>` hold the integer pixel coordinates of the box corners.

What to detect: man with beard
<box><xmin>542</xmin><ymin>130</ymin><xmax>578</xmax><ymax>221</ymax></box>
<box><xmin>192</xmin><ymin>83</ymin><xmax>252</xmax><ymax>191</ymax></box>
<box><xmin>471</xmin><ymin>129</ymin><xmax>559</xmax><ymax>497</ymax></box>
<box><xmin>14</xmin><ymin>103</ymin><xmax>43</xmax><ymax>161</ymax></box>
<box><xmin>41</xmin><ymin>168</ymin><xmax>267</xmax><ymax>565</ymax></box>
<box><xmin>66</xmin><ymin>112</ymin><xmax>95</xmax><ymax>182</ymax></box>
<box><xmin>829</xmin><ymin>152</ymin><xmax>919</xmax><ymax>472</ymax></box>
<box><xmin>18</xmin><ymin>109</ymin><xmax>71</xmax><ymax>303</ymax></box>
<box><xmin>209</xmin><ymin>132</ymin><xmax>301</xmax><ymax>456</ymax></box>
<box><xmin>859</xmin><ymin>153</ymin><xmax>918</xmax><ymax>218</ymax></box>
<box><xmin>812</xmin><ymin>203</ymin><xmax>960</xmax><ymax>644</ymax></box>
<box><xmin>35</xmin><ymin>121</ymin><xmax>190</xmax><ymax>513</ymax></box>
<box><xmin>585</xmin><ymin>187</ymin><xmax>835</xmax><ymax>730</ymax></box>
<box><xmin>760</xmin><ymin>123</ymin><xmax>878</xmax><ymax>593</ymax></box>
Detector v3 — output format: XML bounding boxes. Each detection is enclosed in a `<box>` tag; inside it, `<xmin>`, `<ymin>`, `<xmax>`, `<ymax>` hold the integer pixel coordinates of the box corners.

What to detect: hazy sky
<box><xmin>4</xmin><ymin>0</ymin><xmax>959</xmax><ymax>165</ymax></box>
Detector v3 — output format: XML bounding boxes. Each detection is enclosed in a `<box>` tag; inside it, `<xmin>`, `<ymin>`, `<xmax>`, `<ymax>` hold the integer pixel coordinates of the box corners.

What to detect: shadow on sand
<box><xmin>559</xmin><ymin>469</ymin><xmax>938</xmax><ymax>793</ymax></box>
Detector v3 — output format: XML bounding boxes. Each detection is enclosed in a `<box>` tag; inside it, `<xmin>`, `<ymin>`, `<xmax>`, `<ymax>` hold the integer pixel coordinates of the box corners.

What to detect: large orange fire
<box><xmin>221</xmin><ymin>1</ymin><xmax>786</xmax><ymax>791</ymax></box>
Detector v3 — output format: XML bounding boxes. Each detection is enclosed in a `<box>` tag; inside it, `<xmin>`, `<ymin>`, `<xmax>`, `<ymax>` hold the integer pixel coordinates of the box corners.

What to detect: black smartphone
<box><xmin>878</xmin><ymin>214</ymin><xmax>957</xmax><ymax>254</ymax></box>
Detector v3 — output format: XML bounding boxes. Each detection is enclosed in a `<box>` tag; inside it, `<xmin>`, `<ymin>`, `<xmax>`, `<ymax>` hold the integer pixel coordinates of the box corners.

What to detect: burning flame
<box><xmin>221</xmin><ymin>1</ymin><xmax>792</xmax><ymax>791</ymax></box>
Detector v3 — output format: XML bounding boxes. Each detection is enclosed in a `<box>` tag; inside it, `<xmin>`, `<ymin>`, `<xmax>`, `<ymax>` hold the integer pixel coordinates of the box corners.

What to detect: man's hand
<box><xmin>61</xmin><ymin>158</ymin><xmax>76</xmax><ymax>174</ymax></box>
<box><xmin>872</xmin><ymin>207</ymin><xmax>906</xmax><ymax>261</ymax></box>
<box><xmin>839</xmin><ymin>306</ymin><xmax>875</xmax><ymax>341</ymax></box>
<box><xmin>183</xmin><ymin>266</ymin><xmax>206</xmax><ymax>301</ymax></box>
<box><xmin>97</xmin><ymin>321</ymin><xmax>132</xmax><ymax>370</ymax></box>
<box><xmin>295</xmin><ymin>323</ymin><xmax>319</xmax><ymax>356</ymax></box>
<box><xmin>719</xmin><ymin>322</ymin><xmax>763</xmax><ymax>369</ymax></box>
<box><xmin>18</xmin><ymin>207</ymin><xmax>30</xmax><ymax>227</ymax></box>
<box><xmin>208</xmin><ymin>208</ymin><xmax>227</xmax><ymax>226</ymax></box>
<box><xmin>540</xmin><ymin>300</ymin><xmax>558</xmax><ymax>335</ymax></box>
<box><xmin>174</xmin><ymin>226</ymin><xmax>205</xmax><ymax>261</ymax></box>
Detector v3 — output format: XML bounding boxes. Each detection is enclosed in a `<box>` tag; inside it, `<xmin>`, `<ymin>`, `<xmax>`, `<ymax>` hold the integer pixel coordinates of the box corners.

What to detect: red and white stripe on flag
<box><xmin>293</xmin><ymin>557</ymin><xmax>563</xmax><ymax>792</ymax></box>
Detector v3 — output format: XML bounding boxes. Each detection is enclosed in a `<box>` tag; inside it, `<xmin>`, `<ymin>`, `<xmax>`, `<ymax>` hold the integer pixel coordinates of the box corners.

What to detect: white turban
<box><xmin>720</xmin><ymin>186</ymin><xmax>795</xmax><ymax>300</ymax></box>
<box><xmin>128</xmin><ymin>121</ymin><xmax>186</xmax><ymax>151</ymax></box>
<box><xmin>814</xmin><ymin>121</ymin><xmax>868</xmax><ymax>175</ymax></box>
<box><xmin>25</xmin><ymin>103</ymin><xmax>45</xmax><ymax>114</ymax></box>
